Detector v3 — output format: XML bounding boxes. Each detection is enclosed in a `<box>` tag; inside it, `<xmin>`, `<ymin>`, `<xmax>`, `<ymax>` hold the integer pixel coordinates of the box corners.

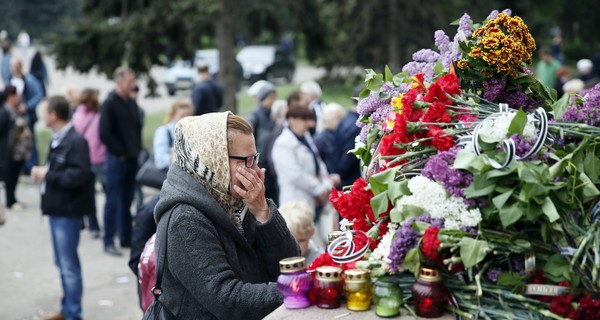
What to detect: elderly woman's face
<box><xmin>228</xmin><ymin>132</ymin><xmax>259</xmax><ymax>199</ymax></box>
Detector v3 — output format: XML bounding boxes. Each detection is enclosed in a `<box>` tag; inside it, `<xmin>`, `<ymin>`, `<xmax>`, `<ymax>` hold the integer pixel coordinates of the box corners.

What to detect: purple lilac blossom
<box><xmin>388</xmin><ymin>218</ymin><xmax>420</xmax><ymax>272</ymax></box>
<box><xmin>513</xmin><ymin>258</ymin><xmax>525</xmax><ymax>275</ymax></box>
<box><xmin>457</xmin><ymin>13</ymin><xmax>472</xmax><ymax>38</ymax></box>
<box><xmin>460</xmin><ymin>226</ymin><xmax>478</xmax><ymax>236</ymax></box>
<box><xmin>413</xmin><ymin>49</ymin><xmax>440</xmax><ymax>63</ymax></box>
<box><xmin>435</xmin><ymin>30</ymin><xmax>455</xmax><ymax>70</ymax></box>
<box><xmin>486</xmin><ymin>268</ymin><xmax>501</xmax><ymax>282</ymax></box>
<box><xmin>486</xmin><ymin>10</ymin><xmax>499</xmax><ymax>20</ymax></box>
<box><xmin>510</xmin><ymin>134</ymin><xmax>536</xmax><ymax>159</ymax></box>
<box><xmin>422</xmin><ymin>147</ymin><xmax>474</xmax><ymax>199</ymax></box>
<box><xmin>356</xmin><ymin>82</ymin><xmax>410</xmax><ymax>142</ymax></box>
<box><xmin>564</xmin><ymin>83</ymin><xmax>600</xmax><ymax>126</ymax></box>
<box><xmin>402</xmin><ymin>61</ymin><xmax>436</xmax><ymax>83</ymax></box>
<box><xmin>482</xmin><ymin>78</ymin><xmax>507</xmax><ymax>101</ymax></box>
<box><xmin>483</xmin><ymin>79</ymin><xmax>542</xmax><ymax>113</ymax></box>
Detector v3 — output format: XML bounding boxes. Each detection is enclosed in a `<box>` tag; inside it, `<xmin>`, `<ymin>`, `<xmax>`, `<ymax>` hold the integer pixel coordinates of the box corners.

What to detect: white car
<box><xmin>163</xmin><ymin>49</ymin><xmax>221</xmax><ymax>96</ymax></box>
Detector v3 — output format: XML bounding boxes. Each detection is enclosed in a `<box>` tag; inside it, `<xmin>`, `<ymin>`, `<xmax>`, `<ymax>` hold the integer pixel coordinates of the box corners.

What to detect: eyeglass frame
<box><xmin>228</xmin><ymin>152</ymin><xmax>260</xmax><ymax>168</ymax></box>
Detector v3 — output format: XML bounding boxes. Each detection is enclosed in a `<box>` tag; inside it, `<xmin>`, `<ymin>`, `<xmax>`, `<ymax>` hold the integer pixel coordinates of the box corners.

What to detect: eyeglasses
<box><xmin>228</xmin><ymin>153</ymin><xmax>260</xmax><ymax>168</ymax></box>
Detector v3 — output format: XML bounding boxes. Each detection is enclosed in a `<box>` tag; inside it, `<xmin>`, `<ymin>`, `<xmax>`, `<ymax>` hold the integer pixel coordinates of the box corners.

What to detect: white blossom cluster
<box><xmin>396</xmin><ymin>176</ymin><xmax>482</xmax><ymax>230</ymax></box>
<box><xmin>478</xmin><ymin>112</ymin><xmax>538</xmax><ymax>143</ymax></box>
<box><xmin>369</xmin><ymin>223</ymin><xmax>399</xmax><ymax>272</ymax></box>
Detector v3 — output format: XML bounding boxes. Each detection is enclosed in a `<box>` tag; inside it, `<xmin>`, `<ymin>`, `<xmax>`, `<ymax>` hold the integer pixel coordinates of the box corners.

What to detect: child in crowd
<box><xmin>279</xmin><ymin>201</ymin><xmax>324</xmax><ymax>265</ymax></box>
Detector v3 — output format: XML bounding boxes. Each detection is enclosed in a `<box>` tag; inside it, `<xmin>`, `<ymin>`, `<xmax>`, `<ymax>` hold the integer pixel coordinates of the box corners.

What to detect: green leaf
<box><xmin>387</xmin><ymin>181</ymin><xmax>405</xmax><ymax>202</ymax></box>
<box><xmin>412</xmin><ymin>221</ymin><xmax>431</xmax><ymax>233</ymax></box>
<box><xmin>453</xmin><ymin>149</ymin><xmax>477</xmax><ymax>170</ymax></box>
<box><xmin>507</xmin><ymin>108</ymin><xmax>528</xmax><ymax>136</ymax></box>
<box><xmin>433</xmin><ymin>60</ymin><xmax>444</xmax><ymax>75</ymax></box>
<box><xmin>370</xmin><ymin>192</ymin><xmax>389</xmax><ymax>219</ymax></box>
<box><xmin>379</xmin><ymin>91</ymin><xmax>391</xmax><ymax>100</ymax></box>
<box><xmin>492</xmin><ymin>190</ymin><xmax>513</xmax><ymax>209</ymax></box>
<box><xmin>460</xmin><ymin>237</ymin><xmax>491</xmax><ymax>268</ymax></box>
<box><xmin>358</xmin><ymin>88</ymin><xmax>371</xmax><ymax>100</ymax></box>
<box><xmin>384</xmin><ymin>65</ymin><xmax>393</xmax><ymax>82</ymax></box>
<box><xmin>389</xmin><ymin>206</ymin><xmax>402</xmax><ymax>223</ymax></box>
<box><xmin>404</xmin><ymin>248</ymin><xmax>421</xmax><ymax>274</ymax></box>
<box><xmin>366</xmin><ymin>74</ymin><xmax>384</xmax><ymax>92</ymax></box>
<box><xmin>399</xmin><ymin>204</ymin><xmax>425</xmax><ymax>221</ymax></box>
<box><xmin>499</xmin><ymin>203</ymin><xmax>524</xmax><ymax>227</ymax></box>
<box><xmin>497</xmin><ymin>272</ymin><xmax>523</xmax><ymax>287</ymax></box>
<box><xmin>541</xmin><ymin>197</ymin><xmax>560</xmax><ymax>222</ymax></box>
<box><xmin>550</xmin><ymin>93</ymin><xmax>570</xmax><ymax>120</ymax></box>
<box><xmin>583</xmin><ymin>150</ymin><xmax>600</xmax><ymax>184</ymax></box>
<box><xmin>365</xmin><ymin>68</ymin><xmax>377</xmax><ymax>82</ymax></box>
<box><xmin>579</xmin><ymin>172</ymin><xmax>600</xmax><ymax>202</ymax></box>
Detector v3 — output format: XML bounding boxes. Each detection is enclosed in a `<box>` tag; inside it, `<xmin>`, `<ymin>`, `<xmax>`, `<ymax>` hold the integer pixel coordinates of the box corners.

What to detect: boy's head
<box><xmin>279</xmin><ymin>201</ymin><xmax>315</xmax><ymax>256</ymax></box>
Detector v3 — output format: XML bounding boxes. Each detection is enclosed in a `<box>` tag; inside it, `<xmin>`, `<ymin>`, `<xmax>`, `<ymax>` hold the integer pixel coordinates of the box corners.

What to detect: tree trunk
<box><xmin>217</xmin><ymin>0</ymin><xmax>237</xmax><ymax>113</ymax></box>
<box><xmin>387</xmin><ymin>0</ymin><xmax>399</xmax><ymax>71</ymax></box>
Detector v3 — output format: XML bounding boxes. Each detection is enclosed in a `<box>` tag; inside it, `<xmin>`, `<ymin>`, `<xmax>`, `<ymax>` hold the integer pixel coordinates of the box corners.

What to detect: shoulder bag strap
<box><xmin>152</xmin><ymin>203</ymin><xmax>180</xmax><ymax>300</ymax></box>
<box><xmin>167</xmin><ymin>126</ymin><xmax>173</xmax><ymax>149</ymax></box>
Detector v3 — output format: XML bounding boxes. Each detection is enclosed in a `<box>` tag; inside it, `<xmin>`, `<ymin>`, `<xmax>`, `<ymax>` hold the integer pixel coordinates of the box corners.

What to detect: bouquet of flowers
<box><xmin>316</xmin><ymin>8</ymin><xmax>600</xmax><ymax>319</ymax></box>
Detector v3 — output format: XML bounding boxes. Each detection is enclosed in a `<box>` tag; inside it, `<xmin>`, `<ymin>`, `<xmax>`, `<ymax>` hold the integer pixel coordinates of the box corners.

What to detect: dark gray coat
<box><xmin>153</xmin><ymin>164</ymin><xmax>300</xmax><ymax>320</ymax></box>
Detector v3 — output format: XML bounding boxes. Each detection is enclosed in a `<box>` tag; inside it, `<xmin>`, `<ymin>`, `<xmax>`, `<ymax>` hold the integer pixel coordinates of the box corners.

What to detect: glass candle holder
<box><xmin>411</xmin><ymin>267</ymin><xmax>448</xmax><ymax>318</ymax></box>
<box><xmin>315</xmin><ymin>266</ymin><xmax>343</xmax><ymax>309</ymax></box>
<box><xmin>372</xmin><ymin>277</ymin><xmax>402</xmax><ymax>318</ymax></box>
<box><xmin>277</xmin><ymin>257</ymin><xmax>313</xmax><ymax>309</ymax></box>
<box><xmin>327</xmin><ymin>231</ymin><xmax>345</xmax><ymax>245</ymax></box>
<box><xmin>344</xmin><ymin>269</ymin><xmax>372</xmax><ymax>311</ymax></box>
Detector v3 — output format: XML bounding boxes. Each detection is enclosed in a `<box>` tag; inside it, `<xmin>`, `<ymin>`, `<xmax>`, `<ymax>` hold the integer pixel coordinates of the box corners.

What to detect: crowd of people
<box><xmin>535</xmin><ymin>34</ymin><xmax>600</xmax><ymax>96</ymax></box>
<box><xmin>0</xmin><ymin>35</ymin><xmax>363</xmax><ymax>318</ymax></box>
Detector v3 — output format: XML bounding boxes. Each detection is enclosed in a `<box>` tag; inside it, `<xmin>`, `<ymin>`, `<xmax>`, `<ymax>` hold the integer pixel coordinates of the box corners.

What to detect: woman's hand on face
<box><xmin>233</xmin><ymin>166</ymin><xmax>270</xmax><ymax>223</ymax></box>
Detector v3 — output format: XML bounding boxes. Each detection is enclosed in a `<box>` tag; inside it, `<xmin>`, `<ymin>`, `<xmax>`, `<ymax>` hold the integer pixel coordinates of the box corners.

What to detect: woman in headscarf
<box><xmin>152</xmin><ymin>112</ymin><xmax>299</xmax><ymax>319</ymax></box>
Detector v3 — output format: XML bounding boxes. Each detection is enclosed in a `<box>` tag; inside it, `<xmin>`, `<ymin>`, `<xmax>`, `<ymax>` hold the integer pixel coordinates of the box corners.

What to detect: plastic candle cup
<box><xmin>315</xmin><ymin>266</ymin><xmax>343</xmax><ymax>309</ymax></box>
<box><xmin>277</xmin><ymin>257</ymin><xmax>313</xmax><ymax>309</ymax></box>
<box><xmin>372</xmin><ymin>277</ymin><xmax>402</xmax><ymax>317</ymax></box>
<box><xmin>344</xmin><ymin>269</ymin><xmax>372</xmax><ymax>311</ymax></box>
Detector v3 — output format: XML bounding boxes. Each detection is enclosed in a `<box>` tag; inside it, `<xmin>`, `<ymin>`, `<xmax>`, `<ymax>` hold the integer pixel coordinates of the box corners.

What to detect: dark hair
<box><xmin>3</xmin><ymin>84</ymin><xmax>17</xmax><ymax>97</ymax></box>
<box><xmin>286</xmin><ymin>105</ymin><xmax>315</xmax><ymax>120</ymax></box>
<box><xmin>197</xmin><ymin>61</ymin><xmax>209</xmax><ymax>73</ymax></box>
<box><xmin>132</xmin><ymin>85</ymin><xmax>140</xmax><ymax>93</ymax></box>
<box><xmin>47</xmin><ymin>95</ymin><xmax>71</xmax><ymax>121</ymax></box>
<box><xmin>78</xmin><ymin>88</ymin><xmax>100</xmax><ymax>112</ymax></box>
<box><xmin>286</xmin><ymin>90</ymin><xmax>302</xmax><ymax>109</ymax></box>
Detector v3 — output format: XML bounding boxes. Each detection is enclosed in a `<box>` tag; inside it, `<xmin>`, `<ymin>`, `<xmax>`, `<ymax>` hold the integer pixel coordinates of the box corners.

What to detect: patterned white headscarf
<box><xmin>174</xmin><ymin>112</ymin><xmax>246</xmax><ymax>233</ymax></box>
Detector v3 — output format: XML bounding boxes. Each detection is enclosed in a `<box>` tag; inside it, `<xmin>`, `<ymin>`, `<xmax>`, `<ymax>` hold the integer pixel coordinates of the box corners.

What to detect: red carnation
<box><xmin>427</xmin><ymin>126</ymin><xmax>454</xmax><ymax>151</ymax></box>
<box><xmin>422</xmin><ymin>102</ymin><xmax>450</xmax><ymax>123</ymax></box>
<box><xmin>549</xmin><ymin>294</ymin><xmax>576</xmax><ymax>319</ymax></box>
<box><xmin>424</xmin><ymin>83</ymin><xmax>450</xmax><ymax>104</ymax></box>
<box><xmin>380</xmin><ymin>133</ymin><xmax>403</xmax><ymax>157</ymax></box>
<box><xmin>421</xmin><ymin>226</ymin><xmax>443</xmax><ymax>263</ymax></box>
<box><xmin>575</xmin><ymin>295</ymin><xmax>600</xmax><ymax>320</ymax></box>
<box><xmin>435</xmin><ymin>73</ymin><xmax>461</xmax><ymax>96</ymax></box>
<box><xmin>401</xmin><ymin>89</ymin><xmax>418</xmax><ymax>120</ymax></box>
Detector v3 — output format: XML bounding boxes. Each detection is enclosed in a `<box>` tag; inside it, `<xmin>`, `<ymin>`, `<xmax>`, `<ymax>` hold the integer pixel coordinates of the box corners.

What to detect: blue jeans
<box><xmin>86</xmin><ymin>164</ymin><xmax>106</xmax><ymax>232</ymax></box>
<box><xmin>103</xmin><ymin>152</ymin><xmax>137</xmax><ymax>247</ymax></box>
<box><xmin>49</xmin><ymin>216</ymin><xmax>83</xmax><ymax>320</ymax></box>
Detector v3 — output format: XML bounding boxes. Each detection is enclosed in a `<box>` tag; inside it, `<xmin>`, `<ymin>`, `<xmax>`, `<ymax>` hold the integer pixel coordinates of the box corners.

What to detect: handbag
<box><xmin>142</xmin><ymin>205</ymin><xmax>179</xmax><ymax>320</ymax></box>
<box><xmin>136</xmin><ymin>157</ymin><xmax>168</xmax><ymax>189</ymax></box>
<box><xmin>136</xmin><ymin>128</ymin><xmax>173</xmax><ymax>189</ymax></box>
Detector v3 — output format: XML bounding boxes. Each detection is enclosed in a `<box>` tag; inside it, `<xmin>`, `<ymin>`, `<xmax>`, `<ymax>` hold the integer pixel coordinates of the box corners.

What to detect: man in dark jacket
<box><xmin>191</xmin><ymin>62</ymin><xmax>223</xmax><ymax>115</ymax></box>
<box><xmin>0</xmin><ymin>88</ymin><xmax>13</xmax><ymax>224</ymax></box>
<box><xmin>246</xmin><ymin>82</ymin><xmax>277</xmax><ymax>202</ymax></box>
<box><xmin>31</xmin><ymin>95</ymin><xmax>95</xmax><ymax>320</ymax></box>
<box><xmin>333</xmin><ymin>95</ymin><xmax>362</xmax><ymax>188</ymax></box>
<box><xmin>99</xmin><ymin>66</ymin><xmax>142</xmax><ymax>256</ymax></box>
